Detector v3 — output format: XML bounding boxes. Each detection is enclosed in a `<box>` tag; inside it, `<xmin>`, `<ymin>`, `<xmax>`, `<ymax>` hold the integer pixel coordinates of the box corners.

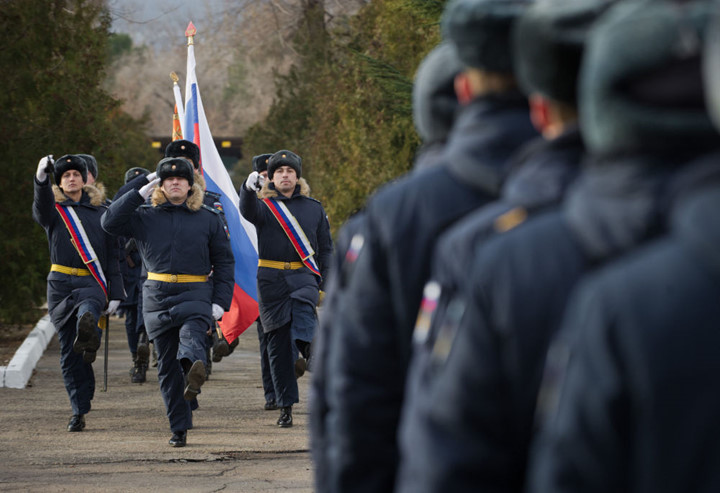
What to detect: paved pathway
<box><xmin>0</xmin><ymin>316</ymin><xmax>313</xmax><ymax>492</ymax></box>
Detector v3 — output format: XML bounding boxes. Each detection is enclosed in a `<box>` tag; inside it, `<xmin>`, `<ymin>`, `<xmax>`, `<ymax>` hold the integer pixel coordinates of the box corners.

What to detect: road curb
<box><xmin>0</xmin><ymin>314</ymin><xmax>55</xmax><ymax>389</ymax></box>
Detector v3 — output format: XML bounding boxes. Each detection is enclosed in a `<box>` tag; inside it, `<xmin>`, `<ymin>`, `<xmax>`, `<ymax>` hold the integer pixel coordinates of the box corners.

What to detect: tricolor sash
<box><xmin>261</xmin><ymin>198</ymin><xmax>322</xmax><ymax>277</ymax></box>
<box><xmin>54</xmin><ymin>203</ymin><xmax>108</xmax><ymax>299</ymax></box>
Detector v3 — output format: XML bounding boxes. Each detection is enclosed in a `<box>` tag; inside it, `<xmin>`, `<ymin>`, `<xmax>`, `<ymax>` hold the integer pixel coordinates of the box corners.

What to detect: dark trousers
<box><xmin>57</xmin><ymin>303</ymin><xmax>102</xmax><ymax>415</ymax></box>
<box><xmin>176</xmin><ymin>318</ymin><xmax>209</xmax><ymax>366</ymax></box>
<box><xmin>124</xmin><ymin>305</ymin><xmax>139</xmax><ymax>354</ymax></box>
<box><xmin>256</xmin><ymin>318</ymin><xmax>276</xmax><ymax>403</ymax></box>
<box><xmin>154</xmin><ymin>327</ymin><xmax>193</xmax><ymax>432</ymax></box>
<box><xmin>267</xmin><ymin>322</ymin><xmax>299</xmax><ymax>408</ymax></box>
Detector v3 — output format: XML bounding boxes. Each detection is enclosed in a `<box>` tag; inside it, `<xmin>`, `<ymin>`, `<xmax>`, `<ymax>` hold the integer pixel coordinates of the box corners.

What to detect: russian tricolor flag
<box><xmin>183</xmin><ymin>23</ymin><xmax>259</xmax><ymax>341</ymax></box>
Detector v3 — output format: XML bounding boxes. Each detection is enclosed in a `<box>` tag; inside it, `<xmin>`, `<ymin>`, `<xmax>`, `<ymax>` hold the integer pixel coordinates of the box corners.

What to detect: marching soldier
<box><xmin>118</xmin><ymin>167</ymin><xmax>151</xmax><ymax>383</ymax></box>
<box><xmin>165</xmin><ymin>139</ymin><xmax>227</xmax><ymax>378</ymax></box>
<box><xmin>244</xmin><ymin>153</ymin><xmax>280</xmax><ymax>410</ymax></box>
<box><xmin>102</xmin><ymin>157</ymin><xmax>234</xmax><ymax>447</ymax></box>
<box><xmin>32</xmin><ymin>154</ymin><xmax>124</xmax><ymax>432</ymax></box>
<box><xmin>240</xmin><ymin>150</ymin><xmax>332</xmax><ymax>428</ymax></box>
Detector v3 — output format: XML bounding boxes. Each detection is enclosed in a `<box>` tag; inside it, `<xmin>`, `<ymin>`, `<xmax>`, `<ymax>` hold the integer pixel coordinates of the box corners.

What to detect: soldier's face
<box><xmin>273</xmin><ymin>166</ymin><xmax>298</xmax><ymax>195</ymax></box>
<box><xmin>161</xmin><ymin>176</ymin><xmax>191</xmax><ymax>204</ymax></box>
<box><xmin>61</xmin><ymin>169</ymin><xmax>85</xmax><ymax>193</ymax></box>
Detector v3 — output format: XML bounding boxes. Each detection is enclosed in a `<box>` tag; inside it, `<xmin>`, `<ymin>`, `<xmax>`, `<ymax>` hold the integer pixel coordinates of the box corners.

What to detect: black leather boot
<box><xmin>277</xmin><ymin>406</ymin><xmax>293</xmax><ymax>428</ymax></box>
<box><xmin>169</xmin><ymin>430</ymin><xmax>187</xmax><ymax>447</ymax></box>
<box><xmin>67</xmin><ymin>414</ymin><xmax>85</xmax><ymax>432</ymax></box>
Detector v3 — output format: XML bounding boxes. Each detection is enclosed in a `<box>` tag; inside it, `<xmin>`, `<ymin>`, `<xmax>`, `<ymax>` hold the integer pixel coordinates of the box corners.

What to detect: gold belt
<box><xmin>147</xmin><ymin>272</ymin><xmax>209</xmax><ymax>283</ymax></box>
<box><xmin>51</xmin><ymin>264</ymin><xmax>91</xmax><ymax>276</ymax></box>
<box><xmin>258</xmin><ymin>259</ymin><xmax>304</xmax><ymax>270</ymax></box>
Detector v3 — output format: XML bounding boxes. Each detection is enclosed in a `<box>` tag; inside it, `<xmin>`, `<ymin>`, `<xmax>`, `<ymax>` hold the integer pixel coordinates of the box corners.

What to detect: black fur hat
<box><xmin>77</xmin><ymin>154</ymin><xmax>98</xmax><ymax>180</ymax></box>
<box><xmin>413</xmin><ymin>42</ymin><xmax>462</xmax><ymax>145</ymax></box>
<box><xmin>268</xmin><ymin>150</ymin><xmax>302</xmax><ymax>180</ymax></box>
<box><xmin>124</xmin><ymin>167</ymin><xmax>150</xmax><ymax>184</ymax></box>
<box><xmin>514</xmin><ymin>0</ymin><xmax>614</xmax><ymax>105</ymax></box>
<box><xmin>252</xmin><ymin>154</ymin><xmax>273</xmax><ymax>174</ymax></box>
<box><xmin>442</xmin><ymin>0</ymin><xmax>530</xmax><ymax>74</ymax></box>
<box><xmin>54</xmin><ymin>155</ymin><xmax>88</xmax><ymax>186</ymax></box>
<box><xmin>165</xmin><ymin>140</ymin><xmax>200</xmax><ymax>169</ymax></box>
<box><xmin>156</xmin><ymin>157</ymin><xmax>194</xmax><ymax>187</ymax></box>
<box><xmin>581</xmin><ymin>0</ymin><xmax>717</xmax><ymax>155</ymax></box>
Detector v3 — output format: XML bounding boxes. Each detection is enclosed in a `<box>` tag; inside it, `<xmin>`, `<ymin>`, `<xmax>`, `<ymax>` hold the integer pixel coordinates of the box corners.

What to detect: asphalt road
<box><xmin>0</xmin><ymin>316</ymin><xmax>313</xmax><ymax>492</ymax></box>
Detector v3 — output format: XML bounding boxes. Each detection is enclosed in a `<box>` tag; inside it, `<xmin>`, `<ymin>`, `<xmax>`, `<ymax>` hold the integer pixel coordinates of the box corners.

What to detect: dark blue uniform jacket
<box><xmin>407</xmin><ymin>127</ymin><xmax>584</xmax><ymax>362</ymax></box>
<box><xmin>395</xmin><ymin>150</ymin><xmax>720</xmax><ymax>493</ymax></box>
<box><xmin>101</xmin><ymin>185</ymin><xmax>234</xmax><ymax>340</ymax></box>
<box><xmin>32</xmin><ymin>178</ymin><xmax>124</xmax><ymax>329</ymax></box>
<box><xmin>310</xmin><ymin>211</ymin><xmax>365</xmax><ymax>493</ymax></box>
<box><xmin>323</xmin><ymin>92</ymin><xmax>538</xmax><ymax>493</ymax></box>
<box><xmin>528</xmin><ymin>171</ymin><xmax>720</xmax><ymax>493</ymax></box>
<box><xmin>239</xmin><ymin>178</ymin><xmax>332</xmax><ymax>332</ymax></box>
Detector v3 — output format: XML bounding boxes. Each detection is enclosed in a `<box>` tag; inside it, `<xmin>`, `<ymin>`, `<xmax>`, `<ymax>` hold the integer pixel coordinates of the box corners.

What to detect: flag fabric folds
<box><xmin>172</xmin><ymin>104</ymin><xmax>183</xmax><ymax>141</ymax></box>
<box><xmin>183</xmin><ymin>24</ymin><xmax>259</xmax><ymax>341</ymax></box>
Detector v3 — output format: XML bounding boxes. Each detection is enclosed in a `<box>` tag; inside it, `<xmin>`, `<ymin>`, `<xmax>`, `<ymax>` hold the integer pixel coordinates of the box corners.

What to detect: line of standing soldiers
<box><xmin>310</xmin><ymin>0</ymin><xmax>720</xmax><ymax>492</ymax></box>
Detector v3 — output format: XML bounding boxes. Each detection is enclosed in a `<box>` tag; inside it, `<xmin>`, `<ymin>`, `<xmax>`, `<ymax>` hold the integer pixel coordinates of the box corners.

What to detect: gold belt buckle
<box><xmin>70</xmin><ymin>268</ymin><xmax>78</xmax><ymax>276</ymax></box>
<box><xmin>284</xmin><ymin>262</ymin><xmax>292</xmax><ymax>270</ymax></box>
<box><xmin>170</xmin><ymin>274</ymin><xmax>178</xmax><ymax>283</ymax></box>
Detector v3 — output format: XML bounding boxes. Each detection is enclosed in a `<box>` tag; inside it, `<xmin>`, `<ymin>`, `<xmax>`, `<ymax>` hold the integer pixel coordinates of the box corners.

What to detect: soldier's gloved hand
<box><xmin>104</xmin><ymin>300</ymin><xmax>121</xmax><ymax>316</ymax></box>
<box><xmin>36</xmin><ymin>156</ymin><xmax>52</xmax><ymax>182</ymax></box>
<box><xmin>145</xmin><ymin>171</ymin><xmax>157</xmax><ymax>182</ymax></box>
<box><xmin>212</xmin><ymin>303</ymin><xmax>225</xmax><ymax>321</ymax></box>
<box><xmin>245</xmin><ymin>171</ymin><xmax>263</xmax><ymax>191</ymax></box>
<box><xmin>139</xmin><ymin>177</ymin><xmax>160</xmax><ymax>199</ymax></box>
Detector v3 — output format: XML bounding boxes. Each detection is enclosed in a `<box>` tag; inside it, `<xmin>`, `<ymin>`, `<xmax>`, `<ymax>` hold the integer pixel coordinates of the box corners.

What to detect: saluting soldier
<box><xmin>101</xmin><ymin>157</ymin><xmax>234</xmax><ymax>447</ymax></box>
<box><xmin>32</xmin><ymin>154</ymin><xmax>124</xmax><ymax>432</ymax></box>
<box><xmin>165</xmin><ymin>139</ymin><xmax>228</xmax><ymax>378</ymax></box>
<box><xmin>240</xmin><ymin>150</ymin><xmax>333</xmax><ymax>428</ymax></box>
<box><xmin>245</xmin><ymin>153</ymin><xmax>280</xmax><ymax>411</ymax></box>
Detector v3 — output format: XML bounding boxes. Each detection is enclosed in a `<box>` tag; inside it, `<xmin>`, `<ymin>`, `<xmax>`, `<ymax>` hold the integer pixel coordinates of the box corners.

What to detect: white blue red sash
<box><xmin>55</xmin><ymin>203</ymin><xmax>108</xmax><ymax>299</ymax></box>
<box><xmin>261</xmin><ymin>198</ymin><xmax>322</xmax><ymax>277</ymax></box>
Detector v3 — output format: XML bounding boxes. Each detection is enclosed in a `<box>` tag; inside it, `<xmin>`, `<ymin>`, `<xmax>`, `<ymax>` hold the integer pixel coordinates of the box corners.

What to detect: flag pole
<box><xmin>170</xmin><ymin>72</ymin><xmax>185</xmax><ymax>138</ymax></box>
<box><xmin>102</xmin><ymin>314</ymin><xmax>109</xmax><ymax>392</ymax></box>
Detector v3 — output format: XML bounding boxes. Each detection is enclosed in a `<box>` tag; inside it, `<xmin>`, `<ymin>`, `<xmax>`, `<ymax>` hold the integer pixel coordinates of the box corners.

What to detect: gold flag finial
<box><xmin>170</xmin><ymin>72</ymin><xmax>179</xmax><ymax>84</ymax></box>
<box><xmin>185</xmin><ymin>22</ymin><xmax>196</xmax><ymax>46</ymax></box>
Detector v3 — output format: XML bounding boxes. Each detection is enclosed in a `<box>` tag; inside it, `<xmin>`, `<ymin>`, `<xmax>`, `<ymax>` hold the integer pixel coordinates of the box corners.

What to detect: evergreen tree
<box><xmin>242</xmin><ymin>0</ymin><xmax>445</xmax><ymax>233</ymax></box>
<box><xmin>0</xmin><ymin>0</ymin><xmax>156</xmax><ymax>324</ymax></box>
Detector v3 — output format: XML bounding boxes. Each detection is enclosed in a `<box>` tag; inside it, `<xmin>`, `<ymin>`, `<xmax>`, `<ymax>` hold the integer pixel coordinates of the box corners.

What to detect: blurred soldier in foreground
<box><xmin>322</xmin><ymin>0</ymin><xmax>538</xmax><ymax>490</ymax></box>
<box><xmin>240</xmin><ymin>150</ymin><xmax>332</xmax><ymax>428</ymax></box>
<box><xmin>528</xmin><ymin>3</ymin><xmax>720</xmax><ymax>492</ymax></box>
<box><xmin>396</xmin><ymin>0</ymin><xmax>604</xmax><ymax>490</ymax></box>
<box><xmin>310</xmin><ymin>39</ymin><xmax>460</xmax><ymax>492</ymax></box>
<box><xmin>397</xmin><ymin>0</ymin><xmax>720</xmax><ymax>491</ymax></box>
<box><xmin>102</xmin><ymin>157</ymin><xmax>234</xmax><ymax>447</ymax></box>
<box><xmin>33</xmin><ymin>154</ymin><xmax>124</xmax><ymax>432</ymax></box>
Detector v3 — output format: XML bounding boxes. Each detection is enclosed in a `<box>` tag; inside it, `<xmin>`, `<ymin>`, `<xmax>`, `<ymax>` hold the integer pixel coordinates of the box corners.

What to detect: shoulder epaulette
<box><xmin>205</xmin><ymin>190</ymin><xmax>221</xmax><ymax>200</ymax></box>
<box><xmin>201</xmin><ymin>204</ymin><xmax>221</xmax><ymax>215</ymax></box>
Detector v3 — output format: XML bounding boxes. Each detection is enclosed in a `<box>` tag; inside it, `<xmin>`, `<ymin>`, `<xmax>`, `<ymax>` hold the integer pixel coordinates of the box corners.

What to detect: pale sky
<box><xmin>108</xmin><ymin>0</ymin><xmax>232</xmax><ymax>48</ymax></box>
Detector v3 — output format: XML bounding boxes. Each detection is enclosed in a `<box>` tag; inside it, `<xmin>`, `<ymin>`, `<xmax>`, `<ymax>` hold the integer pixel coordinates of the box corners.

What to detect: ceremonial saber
<box><xmin>103</xmin><ymin>314</ymin><xmax>109</xmax><ymax>392</ymax></box>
